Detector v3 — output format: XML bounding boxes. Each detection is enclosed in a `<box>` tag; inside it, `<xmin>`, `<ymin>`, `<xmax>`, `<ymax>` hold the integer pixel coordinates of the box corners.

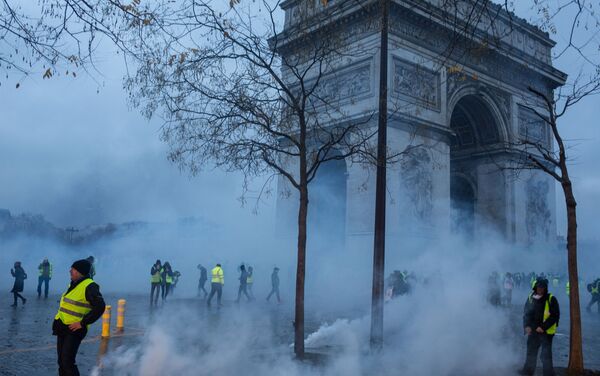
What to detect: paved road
<box><xmin>1</xmin><ymin>289</ymin><xmax>599</xmax><ymax>375</ymax></box>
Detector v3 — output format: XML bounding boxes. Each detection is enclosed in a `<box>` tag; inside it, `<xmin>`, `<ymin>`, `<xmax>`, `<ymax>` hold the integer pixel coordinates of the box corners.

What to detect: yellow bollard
<box><xmin>101</xmin><ymin>305</ymin><xmax>112</xmax><ymax>338</ymax></box>
<box><xmin>116</xmin><ymin>299</ymin><xmax>126</xmax><ymax>333</ymax></box>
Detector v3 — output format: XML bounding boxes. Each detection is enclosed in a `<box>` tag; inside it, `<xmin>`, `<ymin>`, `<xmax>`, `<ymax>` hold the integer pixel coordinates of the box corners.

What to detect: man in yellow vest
<box><xmin>37</xmin><ymin>257</ymin><xmax>52</xmax><ymax>299</ymax></box>
<box><xmin>207</xmin><ymin>263</ymin><xmax>224</xmax><ymax>307</ymax></box>
<box><xmin>520</xmin><ymin>278</ymin><xmax>560</xmax><ymax>376</ymax></box>
<box><xmin>53</xmin><ymin>259</ymin><xmax>105</xmax><ymax>376</ymax></box>
<box><xmin>150</xmin><ymin>259</ymin><xmax>162</xmax><ymax>306</ymax></box>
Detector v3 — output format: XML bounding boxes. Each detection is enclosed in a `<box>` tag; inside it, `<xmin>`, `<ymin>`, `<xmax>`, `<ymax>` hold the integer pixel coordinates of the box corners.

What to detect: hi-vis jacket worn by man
<box><xmin>53</xmin><ymin>259</ymin><xmax>105</xmax><ymax>376</ymax></box>
<box><xmin>520</xmin><ymin>278</ymin><xmax>559</xmax><ymax>376</ymax></box>
<box><xmin>207</xmin><ymin>263</ymin><xmax>224</xmax><ymax>307</ymax></box>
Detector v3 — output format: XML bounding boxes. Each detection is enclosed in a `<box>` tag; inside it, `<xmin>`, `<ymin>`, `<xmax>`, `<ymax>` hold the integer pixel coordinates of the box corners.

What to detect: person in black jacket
<box><xmin>53</xmin><ymin>259</ymin><xmax>105</xmax><ymax>376</ymax></box>
<box><xmin>266</xmin><ymin>267</ymin><xmax>281</xmax><ymax>303</ymax></box>
<box><xmin>586</xmin><ymin>278</ymin><xmax>600</xmax><ymax>313</ymax></box>
<box><xmin>197</xmin><ymin>264</ymin><xmax>208</xmax><ymax>299</ymax></box>
<box><xmin>520</xmin><ymin>278</ymin><xmax>560</xmax><ymax>376</ymax></box>
<box><xmin>235</xmin><ymin>264</ymin><xmax>251</xmax><ymax>303</ymax></box>
<box><xmin>10</xmin><ymin>261</ymin><xmax>27</xmax><ymax>307</ymax></box>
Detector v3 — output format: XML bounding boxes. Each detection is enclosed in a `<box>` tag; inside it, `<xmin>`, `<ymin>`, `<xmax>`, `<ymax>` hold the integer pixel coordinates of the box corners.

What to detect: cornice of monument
<box><xmin>274</xmin><ymin>0</ymin><xmax>566</xmax><ymax>88</ymax></box>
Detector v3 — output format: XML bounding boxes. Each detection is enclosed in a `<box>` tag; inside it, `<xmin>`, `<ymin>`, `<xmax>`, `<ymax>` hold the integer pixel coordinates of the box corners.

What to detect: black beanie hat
<box><xmin>72</xmin><ymin>259</ymin><xmax>92</xmax><ymax>276</ymax></box>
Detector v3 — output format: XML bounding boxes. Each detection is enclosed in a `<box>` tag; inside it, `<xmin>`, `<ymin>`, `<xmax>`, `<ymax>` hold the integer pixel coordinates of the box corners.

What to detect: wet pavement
<box><xmin>1</xmin><ymin>288</ymin><xmax>599</xmax><ymax>375</ymax></box>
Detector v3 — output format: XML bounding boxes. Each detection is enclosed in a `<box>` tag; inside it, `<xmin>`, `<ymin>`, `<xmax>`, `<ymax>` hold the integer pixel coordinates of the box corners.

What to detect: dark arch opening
<box><xmin>450</xmin><ymin>95</ymin><xmax>500</xmax><ymax>150</ymax></box>
<box><xmin>308</xmin><ymin>156</ymin><xmax>347</xmax><ymax>251</ymax></box>
<box><xmin>450</xmin><ymin>94</ymin><xmax>501</xmax><ymax>239</ymax></box>
<box><xmin>450</xmin><ymin>175</ymin><xmax>475</xmax><ymax>239</ymax></box>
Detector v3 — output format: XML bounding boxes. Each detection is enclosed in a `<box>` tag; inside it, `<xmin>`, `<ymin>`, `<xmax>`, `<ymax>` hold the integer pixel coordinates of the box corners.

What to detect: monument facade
<box><xmin>275</xmin><ymin>0</ymin><xmax>567</xmax><ymax>252</ymax></box>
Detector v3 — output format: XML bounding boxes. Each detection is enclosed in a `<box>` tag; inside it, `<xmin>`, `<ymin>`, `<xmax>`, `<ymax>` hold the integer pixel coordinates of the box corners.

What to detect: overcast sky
<box><xmin>0</xmin><ymin>1</ymin><xmax>598</xmax><ymax>240</ymax></box>
<box><xmin>0</xmin><ymin>49</ymin><xmax>276</xmax><ymax>228</ymax></box>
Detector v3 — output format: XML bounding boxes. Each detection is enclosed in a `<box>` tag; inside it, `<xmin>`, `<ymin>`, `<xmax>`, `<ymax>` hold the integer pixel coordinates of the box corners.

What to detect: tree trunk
<box><xmin>563</xmin><ymin>179</ymin><xmax>584</xmax><ymax>373</ymax></box>
<box><xmin>294</xmin><ymin>183</ymin><xmax>308</xmax><ymax>358</ymax></box>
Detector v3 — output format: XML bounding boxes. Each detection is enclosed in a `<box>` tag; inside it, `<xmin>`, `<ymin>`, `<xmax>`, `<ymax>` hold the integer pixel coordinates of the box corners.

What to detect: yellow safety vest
<box><xmin>212</xmin><ymin>266</ymin><xmax>224</xmax><ymax>284</ymax></box>
<box><xmin>151</xmin><ymin>267</ymin><xmax>161</xmax><ymax>283</ymax></box>
<box><xmin>530</xmin><ymin>293</ymin><xmax>557</xmax><ymax>335</ymax></box>
<box><xmin>247</xmin><ymin>274</ymin><xmax>253</xmax><ymax>284</ymax></box>
<box><xmin>39</xmin><ymin>263</ymin><xmax>53</xmax><ymax>278</ymax></box>
<box><xmin>165</xmin><ymin>273</ymin><xmax>173</xmax><ymax>284</ymax></box>
<box><xmin>566</xmin><ymin>282</ymin><xmax>570</xmax><ymax>296</ymax></box>
<box><xmin>544</xmin><ymin>294</ymin><xmax>557</xmax><ymax>335</ymax></box>
<box><xmin>55</xmin><ymin>278</ymin><xmax>94</xmax><ymax>326</ymax></box>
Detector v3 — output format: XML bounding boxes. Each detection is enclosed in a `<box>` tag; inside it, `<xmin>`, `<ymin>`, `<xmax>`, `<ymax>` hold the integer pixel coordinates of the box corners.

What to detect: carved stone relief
<box><xmin>518</xmin><ymin>105</ymin><xmax>548</xmax><ymax>146</ymax></box>
<box><xmin>393</xmin><ymin>58</ymin><xmax>441</xmax><ymax>111</ymax></box>
<box><xmin>400</xmin><ymin>148</ymin><xmax>434</xmax><ymax>223</ymax></box>
<box><xmin>526</xmin><ymin>179</ymin><xmax>552</xmax><ymax>241</ymax></box>
<box><xmin>312</xmin><ymin>64</ymin><xmax>371</xmax><ymax>103</ymax></box>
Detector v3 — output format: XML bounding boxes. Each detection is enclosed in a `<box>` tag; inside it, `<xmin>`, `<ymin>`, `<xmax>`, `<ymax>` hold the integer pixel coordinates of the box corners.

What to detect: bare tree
<box><xmin>0</xmin><ymin>0</ymin><xmax>148</xmax><ymax>85</ymax></box>
<box><xmin>122</xmin><ymin>0</ymin><xmax>394</xmax><ymax>358</ymax></box>
<box><xmin>512</xmin><ymin>77</ymin><xmax>600</xmax><ymax>373</ymax></box>
<box><xmin>510</xmin><ymin>1</ymin><xmax>600</xmax><ymax>372</ymax></box>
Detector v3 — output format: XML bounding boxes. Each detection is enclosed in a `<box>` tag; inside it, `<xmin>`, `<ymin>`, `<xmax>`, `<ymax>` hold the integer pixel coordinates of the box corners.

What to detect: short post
<box><xmin>116</xmin><ymin>299</ymin><xmax>126</xmax><ymax>333</ymax></box>
<box><xmin>101</xmin><ymin>305</ymin><xmax>111</xmax><ymax>338</ymax></box>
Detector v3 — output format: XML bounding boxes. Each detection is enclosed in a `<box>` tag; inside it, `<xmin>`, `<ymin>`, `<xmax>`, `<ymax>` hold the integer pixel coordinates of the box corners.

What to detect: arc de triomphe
<box><xmin>275</xmin><ymin>0</ymin><xmax>566</xmax><ymax>254</ymax></box>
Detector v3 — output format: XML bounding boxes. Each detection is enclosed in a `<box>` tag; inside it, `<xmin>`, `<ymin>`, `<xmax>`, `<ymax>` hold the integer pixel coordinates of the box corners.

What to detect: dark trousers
<box><xmin>163</xmin><ymin>283</ymin><xmax>172</xmax><ymax>300</ymax></box>
<box><xmin>12</xmin><ymin>292</ymin><xmax>25</xmax><ymax>305</ymax></box>
<box><xmin>38</xmin><ymin>276</ymin><xmax>50</xmax><ymax>298</ymax></box>
<box><xmin>587</xmin><ymin>294</ymin><xmax>600</xmax><ymax>313</ymax></box>
<box><xmin>207</xmin><ymin>283</ymin><xmax>223</xmax><ymax>305</ymax></box>
<box><xmin>236</xmin><ymin>284</ymin><xmax>251</xmax><ymax>302</ymax></box>
<box><xmin>522</xmin><ymin>333</ymin><xmax>554</xmax><ymax>376</ymax></box>
<box><xmin>57</xmin><ymin>333</ymin><xmax>83</xmax><ymax>376</ymax></box>
<box><xmin>160</xmin><ymin>282</ymin><xmax>166</xmax><ymax>300</ymax></box>
<box><xmin>198</xmin><ymin>279</ymin><xmax>208</xmax><ymax>298</ymax></box>
<box><xmin>150</xmin><ymin>282</ymin><xmax>161</xmax><ymax>305</ymax></box>
<box><xmin>267</xmin><ymin>286</ymin><xmax>280</xmax><ymax>302</ymax></box>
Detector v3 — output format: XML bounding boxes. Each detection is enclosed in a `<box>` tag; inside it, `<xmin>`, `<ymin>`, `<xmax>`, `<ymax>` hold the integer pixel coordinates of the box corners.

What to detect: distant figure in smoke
<box><xmin>197</xmin><ymin>264</ymin><xmax>208</xmax><ymax>299</ymax></box>
<box><xmin>207</xmin><ymin>263</ymin><xmax>224</xmax><ymax>307</ymax></box>
<box><xmin>487</xmin><ymin>272</ymin><xmax>501</xmax><ymax>307</ymax></box>
<box><xmin>503</xmin><ymin>272</ymin><xmax>514</xmax><ymax>306</ymax></box>
<box><xmin>171</xmin><ymin>271</ymin><xmax>181</xmax><ymax>293</ymax></box>
<box><xmin>53</xmin><ymin>259</ymin><xmax>105</xmax><ymax>376</ymax></box>
<box><xmin>150</xmin><ymin>260</ymin><xmax>162</xmax><ymax>306</ymax></box>
<box><xmin>386</xmin><ymin>270</ymin><xmax>410</xmax><ymax>299</ymax></box>
<box><xmin>586</xmin><ymin>278</ymin><xmax>600</xmax><ymax>313</ymax></box>
<box><xmin>235</xmin><ymin>264</ymin><xmax>251</xmax><ymax>303</ymax></box>
<box><xmin>86</xmin><ymin>256</ymin><xmax>96</xmax><ymax>279</ymax></box>
<box><xmin>520</xmin><ymin>278</ymin><xmax>559</xmax><ymax>376</ymax></box>
<box><xmin>266</xmin><ymin>267</ymin><xmax>281</xmax><ymax>303</ymax></box>
<box><xmin>37</xmin><ymin>257</ymin><xmax>53</xmax><ymax>299</ymax></box>
<box><xmin>246</xmin><ymin>266</ymin><xmax>255</xmax><ymax>300</ymax></box>
<box><xmin>10</xmin><ymin>261</ymin><xmax>27</xmax><ymax>307</ymax></box>
<box><xmin>162</xmin><ymin>262</ymin><xmax>174</xmax><ymax>301</ymax></box>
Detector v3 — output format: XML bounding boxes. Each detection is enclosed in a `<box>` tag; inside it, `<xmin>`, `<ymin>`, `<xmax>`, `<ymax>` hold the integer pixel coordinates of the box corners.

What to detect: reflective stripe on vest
<box><xmin>566</xmin><ymin>282</ymin><xmax>570</xmax><ymax>296</ymax></box>
<box><xmin>55</xmin><ymin>278</ymin><xmax>94</xmax><ymax>325</ymax></box>
<box><xmin>212</xmin><ymin>267</ymin><xmax>224</xmax><ymax>284</ymax></box>
<box><xmin>544</xmin><ymin>294</ymin><xmax>557</xmax><ymax>335</ymax></box>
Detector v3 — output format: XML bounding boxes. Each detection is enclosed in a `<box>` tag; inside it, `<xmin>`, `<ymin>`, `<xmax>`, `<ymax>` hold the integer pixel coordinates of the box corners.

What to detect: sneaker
<box><xmin>10</xmin><ymin>304</ymin><xmax>17</xmax><ymax>307</ymax></box>
<box><xmin>22</xmin><ymin>298</ymin><xmax>27</xmax><ymax>305</ymax></box>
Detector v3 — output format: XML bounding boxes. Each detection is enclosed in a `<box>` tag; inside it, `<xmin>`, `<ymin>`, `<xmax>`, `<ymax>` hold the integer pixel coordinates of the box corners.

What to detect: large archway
<box><xmin>308</xmin><ymin>155</ymin><xmax>347</xmax><ymax>251</ymax></box>
<box><xmin>449</xmin><ymin>93</ymin><xmax>506</xmax><ymax>238</ymax></box>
